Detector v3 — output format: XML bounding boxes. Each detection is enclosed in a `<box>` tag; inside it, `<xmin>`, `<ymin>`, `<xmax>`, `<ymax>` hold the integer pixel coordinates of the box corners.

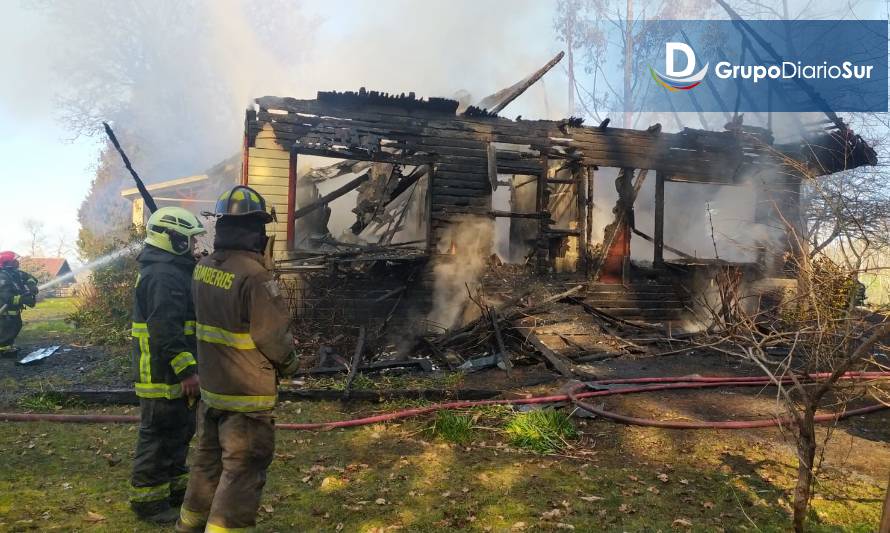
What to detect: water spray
<box><xmin>37</xmin><ymin>241</ymin><xmax>141</xmax><ymax>292</ymax></box>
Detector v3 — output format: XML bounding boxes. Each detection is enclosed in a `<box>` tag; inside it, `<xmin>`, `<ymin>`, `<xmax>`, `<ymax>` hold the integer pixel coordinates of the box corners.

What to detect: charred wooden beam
<box><xmin>303</xmin><ymin>159</ymin><xmax>373</xmax><ymax>183</ymax></box>
<box><xmin>576</xmin><ymin>164</ymin><xmax>589</xmax><ymax>271</ymax></box>
<box><xmin>297</xmin><ymin>358</ymin><xmax>433</xmax><ymax>376</ymax></box>
<box><xmin>388</xmin><ymin>164</ymin><xmax>429</xmax><ymax>200</ymax></box>
<box><xmin>293</xmin><ymin>172</ymin><xmax>370</xmax><ymax>220</ymax></box>
<box><xmin>373</xmin><ymin>286</ymin><xmax>406</xmax><ymax>303</ymax></box>
<box><xmin>474</xmin><ymin>51</ymin><xmax>565</xmax><ymax>115</ymax></box>
<box><xmin>526</xmin><ymin>332</ymin><xmax>573</xmax><ymax>377</ymax></box>
<box><xmin>525</xmin><ymin>332</ymin><xmax>597</xmax><ymax>380</ymax></box>
<box><xmin>543</xmin><ymin>228</ymin><xmax>581</xmax><ymax>237</ymax></box>
<box><xmin>585</xmin><ymin>166</ymin><xmax>594</xmax><ymax>263</ymax></box>
<box><xmin>489</xmin><ymin>210</ymin><xmax>549</xmax><ymax>219</ymax></box>
<box><xmin>654</xmin><ymin>171</ymin><xmax>665</xmax><ymax>265</ymax></box>
<box><xmin>536</xmin><ymin>155</ymin><xmax>549</xmax><ymax>273</ymax></box>
<box><xmin>631</xmin><ymin>228</ymin><xmax>695</xmax><ymax>260</ymax></box>
<box><xmin>487</xmin><ymin>142</ymin><xmax>498</xmax><ymax>190</ymax></box>
<box><xmin>293</xmin><ymin>146</ymin><xmax>435</xmax><ymax>166</ymax></box>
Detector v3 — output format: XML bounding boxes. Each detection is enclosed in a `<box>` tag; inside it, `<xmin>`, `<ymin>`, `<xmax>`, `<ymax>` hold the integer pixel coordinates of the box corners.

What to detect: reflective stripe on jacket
<box><xmin>192</xmin><ymin>250</ymin><xmax>296</xmax><ymax>412</ymax></box>
<box><xmin>131</xmin><ymin>246</ymin><xmax>198</xmax><ymax>399</ymax></box>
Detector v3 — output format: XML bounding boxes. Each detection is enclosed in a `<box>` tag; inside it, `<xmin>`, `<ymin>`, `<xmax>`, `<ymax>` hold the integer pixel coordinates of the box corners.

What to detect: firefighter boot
<box><xmin>132</xmin><ymin>500</ymin><xmax>181</xmax><ymax>524</ymax></box>
<box><xmin>0</xmin><ymin>345</ymin><xmax>19</xmax><ymax>357</ymax></box>
<box><xmin>169</xmin><ymin>489</ymin><xmax>186</xmax><ymax>508</ymax></box>
<box><xmin>174</xmin><ymin>521</ymin><xmax>203</xmax><ymax>533</ymax></box>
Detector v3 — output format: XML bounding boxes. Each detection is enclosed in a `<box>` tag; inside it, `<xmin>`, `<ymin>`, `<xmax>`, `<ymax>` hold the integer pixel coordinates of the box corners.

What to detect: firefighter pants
<box><xmin>0</xmin><ymin>314</ymin><xmax>22</xmax><ymax>352</ymax></box>
<box><xmin>130</xmin><ymin>397</ymin><xmax>196</xmax><ymax>513</ymax></box>
<box><xmin>179</xmin><ymin>400</ymin><xmax>275</xmax><ymax>531</ymax></box>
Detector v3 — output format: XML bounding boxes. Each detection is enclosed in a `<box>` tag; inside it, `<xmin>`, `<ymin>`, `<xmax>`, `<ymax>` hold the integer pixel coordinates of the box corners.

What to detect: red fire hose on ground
<box><xmin>0</xmin><ymin>372</ymin><xmax>888</xmax><ymax>431</ymax></box>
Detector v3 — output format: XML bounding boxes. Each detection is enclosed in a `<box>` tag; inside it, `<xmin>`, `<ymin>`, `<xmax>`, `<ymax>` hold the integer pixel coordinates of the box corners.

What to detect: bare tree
<box><xmin>52</xmin><ymin>228</ymin><xmax>73</xmax><ymax>258</ymax></box>
<box><xmin>33</xmin><ymin>0</ymin><xmax>317</xmax><ymax>253</ymax></box>
<box><xmin>23</xmin><ymin>219</ymin><xmax>46</xmax><ymax>257</ymax></box>
<box><xmin>691</xmin><ymin>244</ymin><xmax>890</xmax><ymax>531</ymax></box>
<box><xmin>552</xmin><ymin>0</ymin><xmax>715</xmax><ymax>128</ymax></box>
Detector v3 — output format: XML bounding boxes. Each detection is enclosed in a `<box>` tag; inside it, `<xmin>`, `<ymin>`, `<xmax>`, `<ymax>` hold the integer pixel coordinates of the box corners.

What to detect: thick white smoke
<box><xmin>18</xmin><ymin>0</ymin><xmax>563</xmax><ymax>238</ymax></box>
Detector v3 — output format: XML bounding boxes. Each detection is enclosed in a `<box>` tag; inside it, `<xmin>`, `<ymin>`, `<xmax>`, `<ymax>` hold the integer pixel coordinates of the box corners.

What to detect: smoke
<box><xmin>428</xmin><ymin>217</ymin><xmax>494</xmax><ymax>330</ymax></box>
<box><xmin>584</xmin><ymin>167</ymin><xmax>780</xmax><ymax>264</ymax></box>
<box><xmin>15</xmin><ymin>0</ymin><xmax>563</xmax><ymax>240</ymax></box>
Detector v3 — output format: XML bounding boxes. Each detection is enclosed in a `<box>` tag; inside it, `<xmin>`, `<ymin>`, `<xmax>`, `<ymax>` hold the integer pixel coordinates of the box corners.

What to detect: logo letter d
<box><xmin>666</xmin><ymin>42</ymin><xmax>695</xmax><ymax>78</ymax></box>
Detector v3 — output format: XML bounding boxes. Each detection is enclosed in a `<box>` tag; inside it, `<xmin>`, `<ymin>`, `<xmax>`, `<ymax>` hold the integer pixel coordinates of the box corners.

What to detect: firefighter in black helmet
<box><xmin>177</xmin><ymin>186</ymin><xmax>298</xmax><ymax>533</ymax></box>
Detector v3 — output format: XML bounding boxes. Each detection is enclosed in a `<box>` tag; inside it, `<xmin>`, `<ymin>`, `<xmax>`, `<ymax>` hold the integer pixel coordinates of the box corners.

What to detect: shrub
<box><xmin>69</xmin><ymin>233</ymin><xmax>141</xmax><ymax>345</ymax></box>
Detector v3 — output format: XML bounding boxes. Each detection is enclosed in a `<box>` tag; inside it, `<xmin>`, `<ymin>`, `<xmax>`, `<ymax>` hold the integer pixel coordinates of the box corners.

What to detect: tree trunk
<box><xmin>623</xmin><ymin>0</ymin><xmax>633</xmax><ymax>127</ymax></box>
<box><xmin>793</xmin><ymin>407</ymin><xmax>817</xmax><ymax>532</ymax></box>
<box><xmin>566</xmin><ymin>10</ymin><xmax>574</xmax><ymax>115</ymax></box>
<box><xmin>879</xmin><ymin>472</ymin><xmax>890</xmax><ymax>533</ymax></box>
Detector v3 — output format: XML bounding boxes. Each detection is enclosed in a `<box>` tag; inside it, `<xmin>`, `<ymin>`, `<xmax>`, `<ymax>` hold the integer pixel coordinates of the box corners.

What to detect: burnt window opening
<box><xmin>292</xmin><ymin>155</ymin><xmax>430</xmax><ymax>252</ymax></box>
<box><xmin>492</xmin><ymin>174</ymin><xmax>538</xmax><ymax>264</ymax></box>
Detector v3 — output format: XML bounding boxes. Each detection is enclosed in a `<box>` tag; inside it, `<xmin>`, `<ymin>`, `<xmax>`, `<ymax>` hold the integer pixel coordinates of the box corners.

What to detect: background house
<box><xmin>19</xmin><ymin>257</ymin><xmax>74</xmax><ymax>297</ymax></box>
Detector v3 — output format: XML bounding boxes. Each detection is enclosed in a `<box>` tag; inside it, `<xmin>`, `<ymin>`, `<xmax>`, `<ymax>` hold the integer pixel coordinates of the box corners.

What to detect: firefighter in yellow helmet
<box><xmin>176</xmin><ymin>186</ymin><xmax>298</xmax><ymax>533</ymax></box>
<box><xmin>129</xmin><ymin>207</ymin><xmax>206</xmax><ymax>523</ymax></box>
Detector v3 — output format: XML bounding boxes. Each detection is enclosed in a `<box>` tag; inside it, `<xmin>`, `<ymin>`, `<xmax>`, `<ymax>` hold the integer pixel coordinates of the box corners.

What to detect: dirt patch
<box><xmin>0</xmin><ymin>344</ymin><xmax>127</xmax><ymax>405</ymax></box>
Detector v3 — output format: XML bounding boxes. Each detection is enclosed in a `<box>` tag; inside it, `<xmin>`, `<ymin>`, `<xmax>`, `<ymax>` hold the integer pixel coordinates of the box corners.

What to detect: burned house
<box><xmin>237</xmin><ymin>71</ymin><xmax>875</xmax><ymax>365</ymax></box>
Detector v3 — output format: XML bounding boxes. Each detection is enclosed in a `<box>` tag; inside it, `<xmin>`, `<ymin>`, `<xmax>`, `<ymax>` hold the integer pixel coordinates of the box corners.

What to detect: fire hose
<box><xmin>0</xmin><ymin>372</ymin><xmax>888</xmax><ymax>430</ymax></box>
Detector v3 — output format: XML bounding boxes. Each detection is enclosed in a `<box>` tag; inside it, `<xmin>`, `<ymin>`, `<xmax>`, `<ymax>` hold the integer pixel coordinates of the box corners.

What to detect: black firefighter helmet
<box><xmin>211</xmin><ymin>185</ymin><xmax>274</xmax><ymax>223</ymax></box>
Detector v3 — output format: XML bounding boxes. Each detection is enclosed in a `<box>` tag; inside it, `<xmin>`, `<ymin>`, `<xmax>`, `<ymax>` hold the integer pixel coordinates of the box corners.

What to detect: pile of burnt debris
<box><xmin>287</xmin><ymin>264</ymin><xmax>702</xmax><ymax>393</ymax></box>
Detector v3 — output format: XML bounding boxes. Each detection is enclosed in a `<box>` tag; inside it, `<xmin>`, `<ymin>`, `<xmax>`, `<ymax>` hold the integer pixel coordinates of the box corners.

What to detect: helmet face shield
<box><xmin>145</xmin><ymin>207</ymin><xmax>207</xmax><ymax>255</ymax></box>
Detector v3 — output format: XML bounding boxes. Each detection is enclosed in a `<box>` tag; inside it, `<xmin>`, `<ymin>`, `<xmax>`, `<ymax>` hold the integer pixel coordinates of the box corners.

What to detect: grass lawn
<box><xmin>0</xmin><ymin>400</ymin><xmax>884</xmax><ymax>532</ymax></box>
<box><xmin>17</xmin><ymin>298</ymin><xmax>77</xmax><ymax>344</ymax></box>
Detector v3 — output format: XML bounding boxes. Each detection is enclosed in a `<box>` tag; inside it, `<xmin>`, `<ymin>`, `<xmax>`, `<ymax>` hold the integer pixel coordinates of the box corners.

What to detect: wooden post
<box><xmin>586</xmin><ymin>166</ymin><xmax>594</xmax><ymax>267</ymax></box>
<box><xmin>576</xmin><ymin>163</ymin><xmax>588</xmax><ymax>271</ymax></box>
<box><xmin>487</xmin><ymin>142</ymin><xmax>498</xmax><ymax>191</ymax></box>
<box><xmin>240</xmin><ymin>133</ymin><xmax>250</xmax><ymax>186</ymax></box>
<box><xmin>654</xmin><ymin>171</ymin><xmax>665</xmax><ymax>266</ymax></box>
<box><xmin>286</xmin><ymin>150</ymin><xmax>298</xmax><ymax>251</ymax></box>
<box><xmin>536</xmin><ymin>155</ymin><xmax>549</xmax><ymax>274</ymax></box>
<box><xmin>132</xmin><ymin>198</ymin><xmax>145</xmax><ymax>227</ymax></box>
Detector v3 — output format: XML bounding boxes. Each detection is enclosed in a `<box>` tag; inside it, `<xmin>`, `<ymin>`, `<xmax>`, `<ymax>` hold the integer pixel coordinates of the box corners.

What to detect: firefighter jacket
<box><xmin>131</xmin><ymin>245</ymin><xmax>198</xmax><ymax>400</ymax></box>
<box><xmin>0</xmin><ymin>268</ymin><xmax>38</xmax><ymax>316</ymax></box>
<box><xmin>192</xmin><ymin>249</ymin><xmax>297</xmax><ymax>412</ymax></box>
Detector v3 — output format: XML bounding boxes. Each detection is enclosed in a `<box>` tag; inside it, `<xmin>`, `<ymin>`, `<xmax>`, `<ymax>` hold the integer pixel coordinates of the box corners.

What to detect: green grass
<box><xmin>17</xmin><ymin>297</ymin><xmax>77</xmax><ymax>344</ymax></box>
<box><xmin>0</xmin><ymin>404</ymin><xmax>884</xmax><ymax>531</ymax></box>
<box><xmin>430</xmin><ymin>411</ymin><xmax>475</xmax><ymax>444</ymax></box>
<box><xmin>17</xmin><ymin>392</ymin><xmax>65</xmax><ymax>411</ymax></box>
<box><xmin>504</xmin><ymin>409</ymin><xmax>578</xmax><ymax>454</ymax></box>
<box><xmin>16</xmin><ymin>386</ymin><xmax>85</xmax><ymax>411</ymax></box>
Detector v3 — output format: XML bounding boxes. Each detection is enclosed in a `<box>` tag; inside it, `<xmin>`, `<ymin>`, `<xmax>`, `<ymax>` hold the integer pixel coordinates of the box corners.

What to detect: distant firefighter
<box><xmin>0</xmin><ymin>251</ymin><xmax>38</xmax><ymax>355</ymax></box>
